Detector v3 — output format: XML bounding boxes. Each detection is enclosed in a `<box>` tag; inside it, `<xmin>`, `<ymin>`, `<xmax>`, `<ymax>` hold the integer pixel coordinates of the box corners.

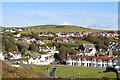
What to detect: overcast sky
<box><xmin>2</xmin><ymin>2</ymin><xmax>118</xmax><ymax>30</ymax></box>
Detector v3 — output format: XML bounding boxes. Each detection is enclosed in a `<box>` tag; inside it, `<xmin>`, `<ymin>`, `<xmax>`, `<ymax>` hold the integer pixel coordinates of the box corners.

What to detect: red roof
<box><xmin>67</xmin><ymin>55</ymin><xmax>118</xmax><ymax>61</ymax></box>
<box><xmin>22</xmin><ymin>37</ymin><xmax>30</xmax><ymax>40</ymax></box>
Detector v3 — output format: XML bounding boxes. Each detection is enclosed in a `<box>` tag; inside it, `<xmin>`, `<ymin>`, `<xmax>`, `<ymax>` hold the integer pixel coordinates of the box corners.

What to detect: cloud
<box><xmin>60</xmin><ymin>21</ymin><xmax>72</xmax><ymax>25</ymax></box>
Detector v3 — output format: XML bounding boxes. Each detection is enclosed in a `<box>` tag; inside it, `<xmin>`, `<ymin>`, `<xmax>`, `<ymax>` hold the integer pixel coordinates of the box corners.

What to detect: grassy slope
<box><xmin>55</xmin><ymin>66</ymin><xmax>116</xmax><ymax>78</ymax></box>
<box><xmin>2</xmin><ymin>25</ymin><xmax>117</xmax><ymax>33</ymax></box>
<box><xmin>2</xmin><ymin>62</ymin><xmax>48</xmax><ymax>78</ymax></box>
<box><xmin>21</xmin><ymin>64</ymin><xmax>116</xmax><ymax>78</ymax></box>
<box><xmin>20</xmin><ymin>25</ymin><xmax>101</xmax><ymax>33</ymax></box>
<box><xmin>28</xmin><ymin>65</ymin><xmax>53</xmax><ymax>77</ymax></box>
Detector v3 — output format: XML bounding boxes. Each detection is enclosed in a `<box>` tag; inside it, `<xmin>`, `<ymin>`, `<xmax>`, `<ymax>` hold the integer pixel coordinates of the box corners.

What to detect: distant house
<box><xmin>28</xmin><ymin>53</ymin><xmax>55</xmax><ymax>65</ymax></box>
<box><xmin>30</xmin><ymin>38</ymin><xmax>36</xmax><ymax>42</ymax></box>
<box><xmin>9</xmin><ymin>52</ymin><xmax>22</xmax><ymax>59</ymax></box>
<box><xmin>38</xmin><ymin>32</ymin><xmax>54</xmax><ymax>37</ymax></box>
<box><xmin>39</xmin><ymin>46</ymin><xmax>59</xmax><ymax>54</ymax></box>
<box><xmin>53</xmin><ymin>37</ymin><xmax>74</xmax><ymax>43</ymax></box>
<box><xmin>14</xmin><ymin>34</ymin><xmax>21</xmax><ymax>37</ymax></box>
<box><xmin>36</xmin><ymin>40</ymin><xmax>45</xmax><ymax>45</ymax></box>
<box><xmin>17</xmin><ymin>28</ymin><xmax>23</xmax><ymax>31</ymax></box>
<box><xmin>79</xmin><ymin>43</ymin><xmax>96</xmax><ymax>56</ymax></box>
<box><xmin>22</xmin><ymin>37</ymin><xmax>30</xmax><ymax>42</ymax></box>
<box><xmin>4</xmin><ymin>29</ymin><xmax>10</xmax><ymax>32</ymax></box>
<box><xmin>10</xmin><ymin>29</ymin><xmax>16</xmax><ymax>33</ymax></box>
<box><xmin>66</xmin><ymin>55</ymin><xmax>118</xmax><ymax>67</ymax></box>
<box><xmin>99</xmin><ymin>49</ymin><xmax>108</xmax><ymax>55</ymax></box>
<box><xmin>57</xmin><ymin>33</ymin><xmax>71</xmax><ymax>37</ymax></box>
<box><xmin>108</xmin><ymin>42</ymin><xmax>120</xmax><ymax>52</ymax></box>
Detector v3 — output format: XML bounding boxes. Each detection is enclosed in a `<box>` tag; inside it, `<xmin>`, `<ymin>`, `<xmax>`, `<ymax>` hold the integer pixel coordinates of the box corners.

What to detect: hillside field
<box><xmin>2</xmin><ymin>25</ymin><xmax>117</xmax><ymax>33</ymax></box>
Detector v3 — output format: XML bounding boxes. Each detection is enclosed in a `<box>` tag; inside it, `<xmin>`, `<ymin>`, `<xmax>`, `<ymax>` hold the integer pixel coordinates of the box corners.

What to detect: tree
<box><xmin>59</xmin><ymin>46</ymin><xmax>77</xmax><ymax>60</ymax></box>
<box><xmin>2</xmin><ymin>37</ymin><xmax>18</xmax><ymax>52</ymax></box>
<box><xmin>59</xmin><ymin>46</ymin><xmax>68</xmax><ymax>60</ymax></box>
<box><xmin>17</xmin><ymin>41</ymin><xmax>29</xmax><ymax>51</ymax></box>
<box><xmin>85</xmin><ymin>34</ymin><xmax>109</xmax><ymax>51</ymax></box>
<box><xmin>29</xmin><ymin>43</ymin><xmax>38</xmax><ymax>52</ymax></box>
<box><xmin>30</xmin><ymin>33</ymin><xmax>42</xmax><ymax>40</ymax></box>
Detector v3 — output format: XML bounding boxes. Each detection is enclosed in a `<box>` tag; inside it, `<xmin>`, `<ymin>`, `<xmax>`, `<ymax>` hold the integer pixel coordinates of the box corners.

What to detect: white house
<box><xmin>28</xmin><ymin>53</ymin><xmax>55</xmax><ymax>65</ymax></box>
<box><xmin>57</xmin><ymin>33</ymin><xmax>71</xmax><ymax>37</ymax></box>
<box><xmin>30</xmin><ymin>38</ymin><xmax>36</xmax><ymax>42</ymax></box>
<box><xmin>14</xmin><ymin>34</ymin><xmax>21</xmax><ymax>37</ymax></box>
<box><xmin>10</xmin><ymin>29</ymin><xmax>16</xmax><ymax>33</ymax></box>
<box><xmin>9</xmin><ymin>52</ymin><xmax>22</xmax><ymax>59</ymax></box>
<box><xmin>115</xmin><ymin>58</ymin><xmax>120</xmax><ymax>70</ymax></box>
<box><xmin>66</xmin><ymin>55</ymin><xmax>118</xmax><ymax>67</ymax></box>
<box><xmin>0</xmin><ymin>52</ymin><xmax>4</xmax><ymax>61</ymax></box>
<box><xmin>18</xmin><ymin>28</ymin><xmax>23</xmax><ymax>31</ymax></box>
<box><xmin>79</xmin><ymin>44</ymin><xmax>96</xmax><ymax>56</ymax></box>
<box><xmin>39</xmin><ymin>46</ymin><xmax>59</xmax><ymax>53</ymax></box>
<box><xmin>36</xmin><ymin>40</ymin><xmax>45</xmax><ymax>45</ymax></box>
<box><xmin>38</xmin><ymin>33</ymin><xmax>54</xmax><ymax>37</ymax></box>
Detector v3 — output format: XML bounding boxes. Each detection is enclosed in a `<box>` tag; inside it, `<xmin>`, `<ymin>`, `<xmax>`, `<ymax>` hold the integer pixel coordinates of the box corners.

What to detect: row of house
<box><xmin>8</xmin><ymin>52</ymin><xmax>22</xmax><ymax>60</ymax></box>
<box><xmin>55</xmin><ymin>32</ymin><xmax>90</xmax><ymax>37</ymax></box>
<box><xmin>55</xmin><ymin>32</ymin><xmax>119</xmax><ymax>38</ymax></box>
<box><xmin>3</xmin><ymin>28</ymin><xmax>23</xmax><ymax>33</ymax></box>
<box><xmin>27</xmin><ymin>53</ymin><xmax>55</xmax><ymax>65</ymax></box>
<box><xmin>38</xmin><ymin>32</ymin><xmax>54</xmax><ymax>37</ymax></box>
<box><xmin>3</xmin><ymin>27</ymin><xmax>51</xmax><ymax>33</ymax></box>
<box><xmin>7</xmin><ymin>30</ymin><xmax>119</xmax><ymax>38</ymax></box>
<box><xmin>39</xmin><ymin>46</ymin><xmax>59</xmax><ymax>53</ymax></box>
<box><xmin>66</xmin><ymin>55</ymin><xmax>118</xmax><ymax>67</ymax></box>
<box><xmin>13</xmin><ymin>36</ymin><xmax>74</xmax><ymax>43</ymax></box>
<box><xmin>53</xmin><ymin>37</ymin><xmax>74</xmax><ymax>43</ymax></box>
<box><xmin>36</xmin><ymin>40</ymin><xmax>49</xmax><ymax>45</ymax></box>
<box><xmin>22</xmin><ymin>46</ymin><xmax>59</xmax><ymax>65</ymax></box>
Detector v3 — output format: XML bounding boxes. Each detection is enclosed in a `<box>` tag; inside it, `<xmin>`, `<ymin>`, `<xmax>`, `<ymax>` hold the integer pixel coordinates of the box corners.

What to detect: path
<box><xmin>49</xmin><ymin>66</ymin><xmax>58</xmax><ymax>78</ymax></box>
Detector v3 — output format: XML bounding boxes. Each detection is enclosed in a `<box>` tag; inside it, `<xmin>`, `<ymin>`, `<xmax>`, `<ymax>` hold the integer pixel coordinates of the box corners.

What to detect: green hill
<box><xmin>20</xmin><ymin>25</ymin><xmax>101</xmax><ymax>33</ymax></box>
<box><xmin>2</xmin><ymin>25</ymin><xmax>117</xmax><ymax>33</ymax></box>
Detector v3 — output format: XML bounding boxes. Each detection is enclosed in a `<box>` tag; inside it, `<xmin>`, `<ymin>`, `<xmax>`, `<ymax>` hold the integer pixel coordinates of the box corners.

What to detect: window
<box><xmin>113</xmin><ymin>60</ymin><xmax>118</xmax><ymax>63</ymax></box>
<box><xmin>67</xmin><ymin>62</ymin><xmax>71</xmax><ymax>65</ymax></box>
<box><xmin>97</xmin><ymin>59</ymin><xmax>101</xmax><ymax>62</ymax></box>
<box><xmin>82</xmin><ymin>58</ymin><xmax>86</xmax><ymax>61</ymax></box>
<box><xmin>67</xmin><ymin>58</ymin><xmax>71</xmax><ymax>61</ymax></box>
<box><xmin>108</xmin><ymin>60</ymin><xmax>112</xmax><ymax>63</ymax></box>
<box><xmin>92</xmin><ymin>59</ymin><xmax>96</xmax><ymax>61</ymax></box>
<box><xmin>97</xmin><ymin>64</ymin><xmax>101</xmax><ymax>67</ymax></box>
<box><xmin>102</xmin><ymin>64</ymin><xmax>104</xmax><ymax>67</ymax></box>
<box><xmin>77</xmin><ymin>58</ymin><xmax>81</xmax><ymax>61</ymax></box>
<box><xmin>81</xmin><ymin>63</ymin><xmax>84</xmax><ymax>66</ymax></box>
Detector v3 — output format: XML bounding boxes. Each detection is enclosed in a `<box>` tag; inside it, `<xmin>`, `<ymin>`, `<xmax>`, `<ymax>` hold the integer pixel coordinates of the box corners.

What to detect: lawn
<box><xmin>24</xmin><ymin>64</ymin><xmax>116</xmax><ymax>78</ymax></box>
<box><xmin>28</xmin><ymin>65</ymin><xmax>53</xmax><ymax>77</ymax></box>
<box><xmin>19</xmin><ymin>63</ymin><xmax>27</xmax><ymax>67</ymax></box>
<box><xmin>55</xmin><ymin>66</ymin><xmax>116</xmax><ymax>78</ymax></box>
